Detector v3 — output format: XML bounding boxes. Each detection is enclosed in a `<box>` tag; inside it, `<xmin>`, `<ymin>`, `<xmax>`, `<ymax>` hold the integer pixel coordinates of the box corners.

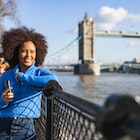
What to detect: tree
<box><xmin>0</xmin><ymin>0</ymin><xmax>19</xmax><ymax>34</ymax></box>
<box><xmin>0</xmin><ymin>0</ymin><xmax>20</xmax><ymax>52</ymax></box>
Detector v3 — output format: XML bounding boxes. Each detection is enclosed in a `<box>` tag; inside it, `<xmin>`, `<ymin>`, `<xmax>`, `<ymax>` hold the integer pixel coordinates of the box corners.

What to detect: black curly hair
<box><xmin>1</xmin><ymin>26</ymin><xmax>48</xmax><ymax>69</ymax></box>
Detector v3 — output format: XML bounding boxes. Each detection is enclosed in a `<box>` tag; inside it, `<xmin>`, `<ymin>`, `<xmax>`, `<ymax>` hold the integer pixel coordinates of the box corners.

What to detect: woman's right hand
<box><xmin>2</xmin><ymin>87</ymin><xmax>14</xmax><ymax>103</ymax></box>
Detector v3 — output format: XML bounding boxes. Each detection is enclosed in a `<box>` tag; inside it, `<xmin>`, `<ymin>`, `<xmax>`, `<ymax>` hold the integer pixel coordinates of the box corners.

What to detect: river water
<box><xmin>54</xmin><ymin>71</ymin><xmax>140</xmax><ymax>105</ymax></box>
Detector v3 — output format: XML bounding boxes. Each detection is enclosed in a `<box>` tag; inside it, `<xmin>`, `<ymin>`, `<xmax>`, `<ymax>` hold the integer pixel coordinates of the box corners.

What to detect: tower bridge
<box><xmin>45</xmin><ymin>13</ymin><xmax>140</xmax><ymax>75</ymax></box>
<box><xmin>96</xmin><ymin>30</ymin><xmax>140</xmax><ymax>38</ymax></box>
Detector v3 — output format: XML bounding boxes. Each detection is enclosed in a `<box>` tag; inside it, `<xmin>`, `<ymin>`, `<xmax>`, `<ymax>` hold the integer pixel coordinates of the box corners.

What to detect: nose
<box><xmin>26</xmin><ymin>51</ymin><xmax>31</xmax><ymax>57</ymax></box>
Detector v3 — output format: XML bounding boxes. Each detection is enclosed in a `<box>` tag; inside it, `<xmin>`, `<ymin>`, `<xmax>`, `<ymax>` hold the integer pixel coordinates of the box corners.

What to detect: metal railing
<box><xmin>34</xmin><ymin>82</ymin><xmax>140</xmax><ymax>140</ymax></box>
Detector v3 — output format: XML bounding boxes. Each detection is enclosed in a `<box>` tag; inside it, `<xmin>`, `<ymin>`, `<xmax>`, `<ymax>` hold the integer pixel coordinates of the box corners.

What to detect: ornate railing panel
<box><xmin>34</xmin><ymin>84</ymin><xmax>140</xmax><ymax>140</ymax></box>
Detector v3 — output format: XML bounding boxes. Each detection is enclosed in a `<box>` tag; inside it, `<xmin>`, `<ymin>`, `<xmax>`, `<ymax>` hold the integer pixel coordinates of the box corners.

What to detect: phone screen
<box><xmin>4</xmin><ymin>80</ymin><xmax>11</xmax><ymax>92</ymax></box>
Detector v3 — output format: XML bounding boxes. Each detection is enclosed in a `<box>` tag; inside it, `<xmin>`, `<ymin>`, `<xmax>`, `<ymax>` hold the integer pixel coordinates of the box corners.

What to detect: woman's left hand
<box><xmin>15</xmin><ymin>72</ymin><xmax>22</xmax><ymax>82</ymax></box>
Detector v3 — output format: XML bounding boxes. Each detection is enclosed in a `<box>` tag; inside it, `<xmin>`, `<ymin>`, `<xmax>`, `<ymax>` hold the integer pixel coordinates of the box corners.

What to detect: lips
<box><xmin>24</xmin><ymin>58</ymin><xmax>31</xmax><ymax>63</ymax></box>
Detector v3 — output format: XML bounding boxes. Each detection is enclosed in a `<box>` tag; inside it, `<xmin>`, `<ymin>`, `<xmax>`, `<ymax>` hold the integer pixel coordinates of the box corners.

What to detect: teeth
<box><xmin>25</xmin><ymin>59</ymin><xmax>31</xmax><ymax>62</ymax></box>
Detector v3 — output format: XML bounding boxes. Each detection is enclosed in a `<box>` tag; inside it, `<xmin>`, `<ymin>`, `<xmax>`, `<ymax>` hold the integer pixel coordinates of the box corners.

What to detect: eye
<box><xmin>30</xmin><ymin>50</ymin><xmax>35</xmax><ymax>54</ymax></box>
<box><xmin>21</xmin><ymin>49</ymin><xmax>26</xmax><ymax>53</ymax></box>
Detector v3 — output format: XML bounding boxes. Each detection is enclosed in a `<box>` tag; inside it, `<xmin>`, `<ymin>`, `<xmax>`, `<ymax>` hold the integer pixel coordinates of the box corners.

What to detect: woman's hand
<box><xmin>15</xmin><ymin>72</ymin><xmax>22</xmax><ymax>82</ymax></box>
<box><xmin>2</xmin><ymin>87</ymin><xmax>14</xmax><ymax>103</ymax></box>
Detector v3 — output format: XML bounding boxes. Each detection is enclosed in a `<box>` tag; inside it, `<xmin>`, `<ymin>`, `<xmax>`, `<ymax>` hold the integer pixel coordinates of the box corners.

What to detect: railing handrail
<box><xmin>34</xmin><ymin>80</ymin><xmax>140</xmax><ymax>140</ymax></box>
<box><xmin>50</xmin><ymin>89</ymin><xmax>107</xmax><ymax>117</ymax></box>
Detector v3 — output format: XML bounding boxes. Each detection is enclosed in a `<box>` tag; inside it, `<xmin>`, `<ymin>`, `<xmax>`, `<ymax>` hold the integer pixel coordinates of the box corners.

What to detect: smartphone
<box><xmin>4</xmin><ymin>80</ymin><xmax>11</xmax><ymax>92</ymax></box>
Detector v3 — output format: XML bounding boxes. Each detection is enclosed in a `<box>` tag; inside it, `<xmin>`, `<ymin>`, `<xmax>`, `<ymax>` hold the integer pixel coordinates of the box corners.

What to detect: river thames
<box><xmin>54</xmin><ymin>71</ymin><xmax>140</xmax><ymax>105</ymax></box>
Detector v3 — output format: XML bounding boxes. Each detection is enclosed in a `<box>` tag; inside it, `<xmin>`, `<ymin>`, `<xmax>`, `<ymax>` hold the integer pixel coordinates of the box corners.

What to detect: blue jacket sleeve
<box><xmin>17</xmin><ymin>68</ymin><xmax>59</xmax><ymax>87</ymax></box>
<box><xmin>0</xmin><ymin>96</ymin><xmax>9</xmax><ymax>109</ymax></box>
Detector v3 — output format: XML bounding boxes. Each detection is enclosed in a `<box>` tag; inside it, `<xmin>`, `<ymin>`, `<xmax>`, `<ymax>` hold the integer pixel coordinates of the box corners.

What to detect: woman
<box><xmin>0</xmin><ymin>27</ymin><xmax>59</xmax><ymax>139</ymax></box>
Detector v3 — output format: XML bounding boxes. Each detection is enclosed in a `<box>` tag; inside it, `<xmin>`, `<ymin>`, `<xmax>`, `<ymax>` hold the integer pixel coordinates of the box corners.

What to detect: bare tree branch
<box><xmin>0</xmin><ymin>0</ymin><xmax>20</xmax><ymax>52</ymax></box>
<box><xmin>0</xmin><ymin>0</ymin><xmax>17</xmax><ymax>20</ymax></box>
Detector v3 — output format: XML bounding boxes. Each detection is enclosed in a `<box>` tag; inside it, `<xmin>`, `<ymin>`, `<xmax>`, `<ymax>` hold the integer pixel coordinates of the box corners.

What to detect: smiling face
<box><xmin>18</xmin><ymin>41</ymin><xmax>36</xmax><ymax>72</ymax></box>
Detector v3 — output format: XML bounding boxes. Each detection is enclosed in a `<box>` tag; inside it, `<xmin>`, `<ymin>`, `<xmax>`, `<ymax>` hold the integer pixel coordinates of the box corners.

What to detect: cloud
<box><xmin>127</xmin><ymin>14</ymin><xmax>140</xmax><ymax>22</ymax></box>
<box><xmin>95</xmin><ymin>6</ymin><xmax>140</xmax><ymax>31</ymax></box>
<box><xmin>69</xmin><ymin>6</ymin><xmax>140</xmax><ymax>48</ymax></box>
<box><xmin>126</xmin><ymin>39</ymin><xmax>140</xmax><ymax>47</ymax></box>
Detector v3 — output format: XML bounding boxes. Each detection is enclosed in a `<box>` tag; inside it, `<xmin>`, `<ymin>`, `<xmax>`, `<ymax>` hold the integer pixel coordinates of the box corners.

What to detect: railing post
<box><xmin>46</xmin><ymin>95</ymin><xmax>54</xmax><ymax>140</ymax></box>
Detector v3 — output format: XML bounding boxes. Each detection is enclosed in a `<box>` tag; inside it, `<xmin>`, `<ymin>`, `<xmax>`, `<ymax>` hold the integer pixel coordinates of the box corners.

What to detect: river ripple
<box><xmin>54</xmin><ymin>72</ymin><xmax>140</xmax><ymax>105</ymax></box>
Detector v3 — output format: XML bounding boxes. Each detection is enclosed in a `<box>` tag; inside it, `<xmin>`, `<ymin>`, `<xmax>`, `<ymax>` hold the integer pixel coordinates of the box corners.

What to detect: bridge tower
<box><xmin>74</xmin><ymin>13</ymin><xmax>100</xmax><ymax>75</ymax></box>
<box><xmin>79</xmin><ymin>13</ymin><xmax>94</xmax><ymax>64</ymax></box>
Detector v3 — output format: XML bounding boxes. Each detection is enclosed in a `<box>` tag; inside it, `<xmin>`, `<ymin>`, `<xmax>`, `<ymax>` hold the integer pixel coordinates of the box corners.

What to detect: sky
<box><xmin>3</xmin><ymin>0</ymin><xmax>140</xmax><ymax>65</ymax></box>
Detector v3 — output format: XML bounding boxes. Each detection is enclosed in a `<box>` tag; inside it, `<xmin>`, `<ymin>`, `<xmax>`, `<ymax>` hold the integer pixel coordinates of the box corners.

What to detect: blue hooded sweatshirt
<box><xmin>0</xmin><ymin>62</ymin><xmax>58</xmax><ymax>118</ymax></box>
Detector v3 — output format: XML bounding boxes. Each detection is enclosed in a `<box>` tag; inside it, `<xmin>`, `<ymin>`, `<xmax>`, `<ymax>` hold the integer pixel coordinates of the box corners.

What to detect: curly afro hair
<box><xmin>1</xmin><ymin>26</ymin><xmax>48</xmax><ymax>69</ymax></box>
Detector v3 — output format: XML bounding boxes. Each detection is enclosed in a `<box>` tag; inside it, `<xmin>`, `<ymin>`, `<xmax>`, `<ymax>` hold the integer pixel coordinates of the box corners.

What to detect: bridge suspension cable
<box><xmin>46</xmin><ymin>36</ymin><xmax>82</xmax><ymax>62</ymax></box>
